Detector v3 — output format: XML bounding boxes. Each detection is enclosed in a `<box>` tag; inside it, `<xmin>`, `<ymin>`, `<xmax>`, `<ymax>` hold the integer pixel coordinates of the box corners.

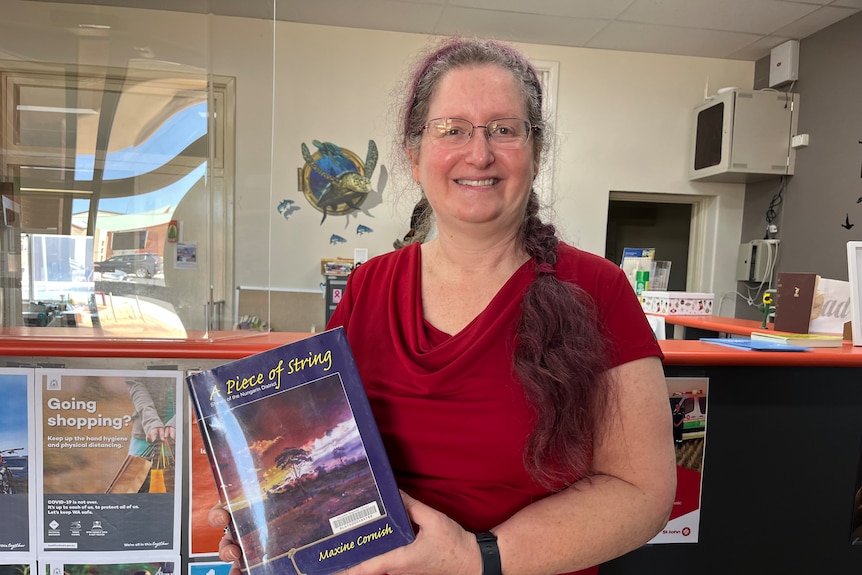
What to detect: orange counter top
<box><xmin>650</xmin><ymin>314</ymin><xmax>772</xmax><ymax>336</ymax></box>
<box><xmin>1</xmin><ymin>328</ymin><xmax>862</xmax><ymax>367</ymax></box>
<box><xmin>0</xmin><ymin>328</ymin><xmax>310</xmax><ymax>360</ymax></box>
<box><xmin>658</xmin><ymin>338</ymin><xmax>861</xmax><ymax>366</ymax></box>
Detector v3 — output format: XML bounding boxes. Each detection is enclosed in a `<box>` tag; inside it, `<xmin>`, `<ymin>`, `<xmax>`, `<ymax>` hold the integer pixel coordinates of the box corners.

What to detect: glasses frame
<box><xmin>418</xmin><ymin>117</ymin><xmax>539</xmax><ymax>148</ymax></box>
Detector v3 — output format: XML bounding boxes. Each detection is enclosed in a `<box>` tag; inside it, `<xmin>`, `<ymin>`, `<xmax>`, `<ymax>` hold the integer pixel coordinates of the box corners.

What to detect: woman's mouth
<box><xmin>455</xmin><ymin>178</ymin><xmax>498</xmax><ymax>186</ymax></box>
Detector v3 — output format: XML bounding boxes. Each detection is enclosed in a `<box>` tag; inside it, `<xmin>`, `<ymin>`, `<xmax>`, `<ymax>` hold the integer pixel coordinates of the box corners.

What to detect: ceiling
<box><xmin>30</xmin><ymin>0</ymin><xmax>862</xmax><ymax>61</ymax></box>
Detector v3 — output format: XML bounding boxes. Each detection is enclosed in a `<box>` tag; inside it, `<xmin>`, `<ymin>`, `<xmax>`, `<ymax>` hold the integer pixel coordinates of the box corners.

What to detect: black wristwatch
<box><xmin>475</xmin><ymin>531</ymin><xmax>502</xmax><ymax>575</ymax></box>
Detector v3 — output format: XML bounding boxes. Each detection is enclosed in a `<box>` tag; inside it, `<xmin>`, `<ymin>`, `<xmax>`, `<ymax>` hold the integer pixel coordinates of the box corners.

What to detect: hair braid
<box><xmin>516</xmin><ymin>192</ymin><xmax>612</xmax><ymax>488</ymax></box>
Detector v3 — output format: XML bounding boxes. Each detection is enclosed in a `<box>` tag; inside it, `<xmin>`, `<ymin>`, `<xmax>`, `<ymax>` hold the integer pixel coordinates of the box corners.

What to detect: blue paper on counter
<box><xmin>699</xmin><ymin>338</ymin><xmax>810</xmax><ymax>352</ymax></box>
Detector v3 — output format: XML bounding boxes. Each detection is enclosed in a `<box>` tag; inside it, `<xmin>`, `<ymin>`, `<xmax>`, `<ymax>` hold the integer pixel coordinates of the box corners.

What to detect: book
<box><xmin>774</xmin><ymin>272</ymin><xmax>820</xmax><ymax>334</ymax></box>
<box><xmin>186</xmin><ymin>328</ymin><xmax>414</xmax><ymax>575</ymax></box>
<box><xmin>620</xmin><ymin>247</ymin><xmax>656</xmax><ymax>292</ymax></box>
<box><xmin>699</xmin><ymin>338</ymin><xmax>809</xmax><ymax>351</ymax></box>
<box><xmin>750</xmin><ymin>331</ymin><xmax>843</xmax><ymax>348</ymax></box>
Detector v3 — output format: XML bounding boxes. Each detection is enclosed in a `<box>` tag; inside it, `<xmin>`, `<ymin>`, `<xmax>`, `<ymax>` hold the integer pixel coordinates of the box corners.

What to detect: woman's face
<box><xmin>410</xmin><ymin>64</ymin><xmax>538</xmax><ymax>235</ymax></box>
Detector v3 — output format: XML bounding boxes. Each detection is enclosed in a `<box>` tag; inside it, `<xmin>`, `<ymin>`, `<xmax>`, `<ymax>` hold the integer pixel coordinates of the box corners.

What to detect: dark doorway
<box><xmin>605</xmin><ymin>199</ymin><xmax>691</xmax><ymax>292</ymax></box>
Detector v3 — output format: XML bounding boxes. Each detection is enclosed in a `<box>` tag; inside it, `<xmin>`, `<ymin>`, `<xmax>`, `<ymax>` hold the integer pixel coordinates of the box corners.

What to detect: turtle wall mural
<box><xmin>294</xmin><ymin>139</ymin><xmax>383</xmax><ymax>227</ymax></box>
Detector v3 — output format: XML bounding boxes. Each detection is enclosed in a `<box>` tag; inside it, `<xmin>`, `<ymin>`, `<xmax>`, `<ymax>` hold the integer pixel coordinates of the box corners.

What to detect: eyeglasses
<box><xmin>418</xmin><ymin>117</ymin><xmax>538</xmax><ymax>149</ymax></box>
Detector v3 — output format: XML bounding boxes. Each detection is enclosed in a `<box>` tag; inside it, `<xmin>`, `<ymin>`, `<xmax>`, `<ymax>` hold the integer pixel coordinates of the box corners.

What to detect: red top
<box><xmin>328</xmin><ymin>243</ymin><xmax>662</xmax><ymax>574</ymax></box>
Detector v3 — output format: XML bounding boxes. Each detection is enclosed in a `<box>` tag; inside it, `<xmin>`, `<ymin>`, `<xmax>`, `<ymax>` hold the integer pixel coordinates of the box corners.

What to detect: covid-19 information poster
<box><xmin>35</xmin><ymin>369</ymin><xmax>183</xmax><ymax>557</ymax></box>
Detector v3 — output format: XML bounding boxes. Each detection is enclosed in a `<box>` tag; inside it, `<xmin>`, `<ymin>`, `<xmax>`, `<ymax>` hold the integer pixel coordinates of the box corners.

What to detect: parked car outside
<box><xmin>94</xmin><ymin>253</ymin><xmax>163</xmax><ymax>278</ymax></box>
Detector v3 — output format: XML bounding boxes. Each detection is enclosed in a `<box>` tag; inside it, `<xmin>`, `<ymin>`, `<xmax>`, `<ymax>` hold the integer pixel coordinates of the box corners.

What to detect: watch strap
<box><xmin>475</xmin><ymin>531</ymin><xmax>502</xmax><ymax>575</ymax></box>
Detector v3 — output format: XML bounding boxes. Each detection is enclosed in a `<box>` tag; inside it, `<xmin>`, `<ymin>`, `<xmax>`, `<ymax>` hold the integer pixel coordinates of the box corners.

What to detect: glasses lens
<box><xmin>426</xmin><ymin>118</ymin><xmax>472</xmax><ymax>145</ymax></box>
<box><xmin>487</xmin><ymin>119</ymin><xmax>528</xmax><ymax>146</ymax></box>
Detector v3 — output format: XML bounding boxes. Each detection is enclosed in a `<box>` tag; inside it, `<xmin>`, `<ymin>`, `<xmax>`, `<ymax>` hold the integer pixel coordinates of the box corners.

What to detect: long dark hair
<box><xmin>399</xmin><ymin>37</ymin><xmax>611</xmax><ymax>488</ymax></box>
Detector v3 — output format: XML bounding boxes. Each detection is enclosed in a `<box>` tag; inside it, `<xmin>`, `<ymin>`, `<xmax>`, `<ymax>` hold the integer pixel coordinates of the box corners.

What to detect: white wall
<box><xmin>234</xmin><ymin>21</ymin><xmax>752</xmax><ymax>305</ymax></box>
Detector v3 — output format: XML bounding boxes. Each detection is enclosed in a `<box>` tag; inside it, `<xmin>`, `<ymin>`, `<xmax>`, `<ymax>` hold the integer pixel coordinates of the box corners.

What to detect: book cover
<box><xmin>774</xmin><ymin>272</ymin><xmax>820</xmax><ymax>334</ymax></box>
<box><xmin>35</xmin><ymin>369</ymin><xmax>183</xmax><ymax>556</ymax></box>
<box><xmin>750</xmin><ymin>331</ymin><xmax>843</xmax><ymax>348</ymax></box>
<box><xmin>0</xmin><ymin>368</ymin><xmax>36</xmax><ymax>558</ymax></box>
<box><xmin>186</xmin><ymin>327</ymin><xmax>414</xmax><ymax>575</ymax></box>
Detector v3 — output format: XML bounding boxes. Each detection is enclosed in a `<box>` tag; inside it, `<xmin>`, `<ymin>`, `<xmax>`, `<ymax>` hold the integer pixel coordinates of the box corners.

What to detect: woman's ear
<box><xmin>408</xmin><ymin>147</ymin><xmax>421</xmax><ymax>183</ymax></box>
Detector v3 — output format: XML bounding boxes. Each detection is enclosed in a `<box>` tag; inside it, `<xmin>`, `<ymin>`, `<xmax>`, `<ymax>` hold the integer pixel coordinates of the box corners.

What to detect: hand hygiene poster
<box><xmin>648</xmin><ymin>376</ymin><xmax>709</xmax><ymax>544</ymax></box>
<box><xmin>35</xmin><ymin>369</ymin><xmax>183</xmax><ymax>556</ymax></box>
<box><xmin>0</xmin><ymin>368</ymin><xmax>36</xmax><ymax>556</ymax></box>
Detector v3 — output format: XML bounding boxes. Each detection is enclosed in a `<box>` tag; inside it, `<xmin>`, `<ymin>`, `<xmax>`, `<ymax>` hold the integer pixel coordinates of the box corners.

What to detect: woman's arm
<box><xmin>211</xmin><ymin>356</ymin><xmax>675</xmax><ymax>575</ymax></box>
<box><xmin>492</xmin><ymin>356</ymin><xmax>676</xmax><ymax>574</ymax></box>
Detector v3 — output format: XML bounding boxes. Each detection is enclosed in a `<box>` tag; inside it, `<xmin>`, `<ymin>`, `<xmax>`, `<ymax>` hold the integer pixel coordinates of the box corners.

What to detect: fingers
<box><xmin>207</xmin><ymin>504</ymin><xmax>230</xmax><ymax>529</ymax></box>
<box><xmin>218</xmin><ymin>535</ymin><xmax>242</xmax><ymax>564</ymax></box>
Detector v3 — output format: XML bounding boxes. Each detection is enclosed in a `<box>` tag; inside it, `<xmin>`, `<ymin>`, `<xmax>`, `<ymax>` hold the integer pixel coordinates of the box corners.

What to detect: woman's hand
<box><xmin>339</xmin><ymin>491</ymin><xmax>482</xmax><ymax>575</ymax></box>
<box><xmin>207</xmin><ymin>503</ymin><xmax>243</xmax><ymax>575</ymax></box>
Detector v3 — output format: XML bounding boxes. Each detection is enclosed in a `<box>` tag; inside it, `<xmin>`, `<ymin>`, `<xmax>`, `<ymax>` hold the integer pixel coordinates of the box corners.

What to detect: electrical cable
<box><xmin>764</xmin><ymin>176</ymin><xmax>787</xmax><ymax>238</ymax></box>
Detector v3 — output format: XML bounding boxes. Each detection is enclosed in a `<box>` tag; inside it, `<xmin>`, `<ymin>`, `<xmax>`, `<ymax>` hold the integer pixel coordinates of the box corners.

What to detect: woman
<box><xmin>212</xmin><ymin>36</ymin><xmax>675</xmax><ymax>575</ymax></box>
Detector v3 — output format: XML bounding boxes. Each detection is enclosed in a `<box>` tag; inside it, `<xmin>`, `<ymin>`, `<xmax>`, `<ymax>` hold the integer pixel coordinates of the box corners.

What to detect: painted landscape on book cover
<box><xmin>187</xmin><ymin>328</ymin><xmax>413</xmax><ymax>575</ymax></box>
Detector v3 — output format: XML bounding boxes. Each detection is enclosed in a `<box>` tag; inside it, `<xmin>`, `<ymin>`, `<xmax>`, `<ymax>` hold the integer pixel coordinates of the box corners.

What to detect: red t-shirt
<box><xmin>327</xmin><ymin>242</ymin><xmax>662</xmax><ymax>575</ymax></box>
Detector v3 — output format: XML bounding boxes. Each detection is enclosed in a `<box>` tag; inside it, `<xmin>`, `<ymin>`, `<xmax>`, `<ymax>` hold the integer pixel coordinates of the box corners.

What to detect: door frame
<box><xmin>608</xmin><ymin>191</ymin><xmax>709</xmax><ymax>291</ymax></box>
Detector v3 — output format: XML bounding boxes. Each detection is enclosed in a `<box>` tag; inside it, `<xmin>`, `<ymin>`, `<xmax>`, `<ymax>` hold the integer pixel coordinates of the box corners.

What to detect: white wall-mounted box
<box><xmin>689</xmin><ymin>89</ymin><xmax>800</xmax><ymax>183</ymax></box>
<box><xmin>770</xmin><ymin>40</ymin><xmax>799</xmax><ymax>88</ymax></box>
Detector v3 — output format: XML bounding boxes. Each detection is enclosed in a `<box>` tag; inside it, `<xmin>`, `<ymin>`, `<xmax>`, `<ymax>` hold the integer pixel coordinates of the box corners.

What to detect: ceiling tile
<box><xmin>277</xmin><ymin>0</ymin><xmax>442</xmax><ymax>34</ymax></box>
<box><xmin>621</xmin><ymin>0</ymin><xmax>820</xmax><ymax>34</ymax></box>
<box><xmin>588</xmin><ymin>21</ymin><xmax>763</xmax><ymax>59</ymax></box>
<box><xmin>771</xmin><ymin>5</ymin><xmax>860</xmax><ymax>37</ymax></box>
<box><xmin>447</xmin><ymin>0</ymin><xmax>633</xmax><ymax>19</ymax></box>
<box><xmin>434</xmin><ymin>6</ymin><xmax>608</xmax><ymax>47</ymax></box>
<box><xmin>725</xmin><ymin>35</ymin><xmax>792</xmax><ymax>60</ymax></box>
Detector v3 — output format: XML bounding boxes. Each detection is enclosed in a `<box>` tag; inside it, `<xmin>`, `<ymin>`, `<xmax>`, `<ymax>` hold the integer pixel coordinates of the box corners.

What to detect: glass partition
<box><xmin>0</xmin><ymin>0</ymin><xmax>275</xmax><ymax>340</ymax></box>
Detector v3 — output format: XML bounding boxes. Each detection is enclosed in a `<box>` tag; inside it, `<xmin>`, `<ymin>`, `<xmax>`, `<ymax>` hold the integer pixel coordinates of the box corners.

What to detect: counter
<box><xmin>1</xmin><ymin>331</ymin><xmax>860</xmax><ymax>574</ymax></box>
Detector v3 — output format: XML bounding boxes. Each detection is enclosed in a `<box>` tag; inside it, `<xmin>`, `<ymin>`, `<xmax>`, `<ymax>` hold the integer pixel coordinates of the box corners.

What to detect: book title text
<box><xmin>210</xmin><ymin>349</ymin><xmax>334</xmax><ymax>401</ymax></box>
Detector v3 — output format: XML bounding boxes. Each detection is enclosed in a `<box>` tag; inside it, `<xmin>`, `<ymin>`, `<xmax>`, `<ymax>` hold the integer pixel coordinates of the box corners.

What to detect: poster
<box><xmin>174</xmin><ymin>242</ymin><xmax>197</xmax><ymax>270</ymax></box>
<box><xmin>188</xmin><ymin>404</ymin><xmax>223</xmax><ymax>557</ymax></box>
<box><xmin>648</xmin><ymin>376</ymin><xmax>709</xmax><ymax>544</ymax></box>
<box><xmin>42</xmin><ymin>556</ymin><xmax>180</xmax><ymax>575</ymax></box>
<box><xmin>188</xmin><ymin>560</ymin><xmax>233</xmax><ymax>575</ymax></box>
<box><xmin>0</xmin><ymin>562</ymin><xmax>36</xmax><ymax>575</ymax></box>
<box><xmin>35</xmin><ymin>369</ymin><xmax>183</xmax><ymax>556</ymax></box>
<box><xmin>0</xmin><ymin>368</ymin><xmax>36</xmax><ymax>557</ymax></box>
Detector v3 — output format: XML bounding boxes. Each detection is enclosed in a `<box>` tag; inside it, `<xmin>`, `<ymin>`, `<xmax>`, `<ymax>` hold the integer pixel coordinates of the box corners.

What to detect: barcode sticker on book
<box><xmin>329</xmin><ymin>502</ymin><xmax>382</xmax><ymax>534</ymax></box>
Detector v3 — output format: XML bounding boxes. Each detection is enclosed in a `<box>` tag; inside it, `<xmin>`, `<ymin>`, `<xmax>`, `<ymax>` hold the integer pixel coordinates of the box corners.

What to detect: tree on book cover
<box><xmin>774</xmin><ymin>272</ymin><xmax>819</xmax><ymax>334</ymax></box>
<box><xmin>186</xmin><ymin>328</ymin><xmax>414</xmax><ymax>575</ymax></box>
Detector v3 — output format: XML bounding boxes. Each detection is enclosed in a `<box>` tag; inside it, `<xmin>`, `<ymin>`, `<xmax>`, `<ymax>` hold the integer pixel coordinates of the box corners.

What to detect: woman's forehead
<box><xmin>428</xmin><ymin>65</ymin><xmax>527</xmax><ymax>116</ymax></box>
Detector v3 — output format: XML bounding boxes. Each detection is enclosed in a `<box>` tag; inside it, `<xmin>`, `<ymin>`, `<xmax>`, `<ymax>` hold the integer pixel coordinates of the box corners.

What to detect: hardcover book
<box><xmin>750</xmin><ymin>330</ymin><xmax>843</xmax><ymax>348</ymax></box>
<box><xmin>774</xmin><ymin>272</ymin><xmax>820</xmax><ymax>334</ymax></box>
<box><xmin>186</xmin><ymin>328</ymin><xmax>414</xmax><ymax>575</ymax></box>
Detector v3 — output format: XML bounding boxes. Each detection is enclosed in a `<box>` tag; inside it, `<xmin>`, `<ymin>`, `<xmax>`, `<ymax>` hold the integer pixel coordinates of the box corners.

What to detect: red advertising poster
<box><xmin>648</xmin><ymin>376</ymin><xmax>708</xmax><ymax>544</ymax></box>
<box><xmin>188</xmin><ymin>405</ymin><xmax>223</xmax><ymax>556</ymax></box>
